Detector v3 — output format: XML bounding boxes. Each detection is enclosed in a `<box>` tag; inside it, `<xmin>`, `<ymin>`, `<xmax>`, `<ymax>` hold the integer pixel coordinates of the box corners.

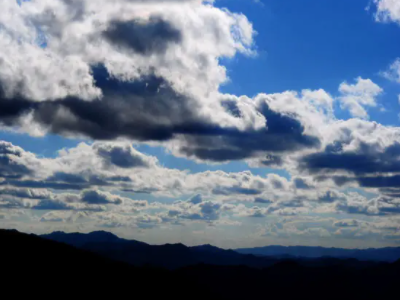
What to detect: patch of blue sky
<box><xmin>217</xmin><ymin>0</ymin><xmax>400</xmax><ymax>126</ymax></box>
<box><xmin>0</xmin><ymin>131</ymin><xmax>84</xmax><ymax>158</ymax></box>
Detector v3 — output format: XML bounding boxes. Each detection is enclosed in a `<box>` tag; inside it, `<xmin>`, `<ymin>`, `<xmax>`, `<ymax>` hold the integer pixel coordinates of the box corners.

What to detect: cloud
<box><xmin>318</xmin><ymin>190</ymin><xmax>347</xmax><ymax>203</ymax></box>
<box><xmin>212</xmin><ymin>186</ymin><xmax>262</xmax><ymax>196</ymax></box>
<box><xmin>254</xmin><ymin>197</ymin><xmax>272</xmax><ymax>204</ymax></box>
<box><xmin>103</xmin><ymin>17</ymin><xmax>182</xmax><ymax>55</ymax></box>
<box><xmin>40</xmin><ymin>211</ymin><xmax>68</xmax><ymax>223</ymax></box>
<box><xmin>94</xmin><ymin>143</ymin><xmax>157</xmax><ymax>169</ymax></box>
<box><xmin>338</xmin><ymin>78</ymin><xmax>383</xmax><ymax>119</ymax></box>
<box><xmin>0</xmin><ymin>1</ymin><xmax>331</xmax><ymax>164</ymax></box>
<box><xmin>81</xmin><ymin>190</ymin><xmax>124</xmax><ymax>205</ymax></box>
<box><xmin>334</xmin><ymin>220</ymin><xmax>359</xmax><ymax>228</ymax></box>
<box><xmin>188</xmin><ymin>194</ymin><xmax>203</xmax><ymax>204</ymax></box>
<box><xmin>0</xmin><ymin>187</ymin><xmax>51</xmax><ymax>199</ymax></box>
<box><xmin>382</xmin><ymin>58</ymin><xmax>400</xmax><ymax>83</ymax></box>
<box><xmin>298</xmin><ymin>119</ymin><xmax>400</xmax><ymax>194</ymax></box>
<box><xmin>0</xmin><ymin>141</ymin><xmax>35</xmax><ymax>179</ymax></box>
<box><xmin>374</xmin><ymin>0</ymin><xmax>400</xmax><ymax>24</ymax></box>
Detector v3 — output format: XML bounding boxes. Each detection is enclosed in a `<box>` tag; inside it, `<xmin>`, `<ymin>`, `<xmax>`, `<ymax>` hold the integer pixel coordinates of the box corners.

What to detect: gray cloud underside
<box><xmin>0</xmin><ymin>65</ymin><xmax>320</xmax><ymax>162</ymax></box>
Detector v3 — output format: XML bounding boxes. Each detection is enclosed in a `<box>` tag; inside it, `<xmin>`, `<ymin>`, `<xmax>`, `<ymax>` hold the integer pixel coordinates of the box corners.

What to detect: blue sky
<box><xmin>219</xmin><ymin>0</ymin><xmax>400</xmax><ymax>124</ymax></box>
<box><xmin>2</xmin><ymin>0</ymin><xmax>400</xmax><ymax>248</ymax></box>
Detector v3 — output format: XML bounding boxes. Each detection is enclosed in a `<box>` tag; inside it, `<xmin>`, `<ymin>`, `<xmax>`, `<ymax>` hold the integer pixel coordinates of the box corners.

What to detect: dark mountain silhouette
<box><xmin>42</xmin><ymin>231</ymin><xmax>400</xmax><ymax>269</ymax></box>
<box><xmin>1</xmin><ymin>229</ymin><xmax>210</xmax><ymax>299</ymax></box>
<box><xmin>2</xmin><ymin>229</ymin><xmax>400</xmax><ymax>299</ymax></box>
<box><xmin>236</xmin><ymin>245</ymin><xmax>400</xmax><ymax>262</ymax></box>
<box><xmin>41</xmin><ymin>231</ymin><xmax>279</xmax><ymax>269</ymax></box>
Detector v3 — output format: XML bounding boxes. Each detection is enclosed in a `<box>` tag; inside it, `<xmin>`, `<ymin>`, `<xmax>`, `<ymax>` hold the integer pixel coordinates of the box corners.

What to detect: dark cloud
<box><xmin>0</xmin><ymin>66</ymin><xmax>320</xmax><ymax>163</ymax></box>
<box><xmin>199</xmin><ymin>202</ymin><xmax>221</xmax><ymax>221</ymax></box>
<box><xmin>179</xmin><ymin>102</ymin><xmax>320</xmax><ymax>162</ymax></box>
<box><xmin>357</xmin><ymin>175</ymin><xmax>400</xmax><ymax>188</ymax></box>
<box><xmin>320</xmin><ymin>175</ymin><xmax>400</xmax><ymax>196</ymax></box>
<box><xmin>258</xmin><ymin>155</ymin><xmax>284</xmax><ymax>168</ymax></box>
<box><xmin>318</xmin><ymin>191</ymin><xmax>346</xmax><ymax>203</ymax></box>
<box><xmin>103</xmin><ymin>18</ymin><xmax>182</xmax><ymax>55</ymax></box>
<box><xmin>81</xmin><ymin>190</ymin><xmax>123</xmax><ymax>205</ymax></box>
<box><xmin>212</xmin><ymin>186</ymin><xmax>261</xmax><ymax>196</ymax></box>
<box><xmin>31</xmin><ymin>66</ymin><xmax>201</xmax><ymax>141</ymax></box>
<box><xmin>47</xmin><ymin>172</ymin><xmax>87</xmax><ymax>184</ymax></box>
<box><xmin>0</xmin><ymin>179</ymin><xmax>87</xmax><ymax>190</ymax></box>
<box><xmin>0</xmin><ymin>188</ymin><xmax>49</xmax><ymax>199</ymax></box>
<box><xmin>33</xmin><ymin>199</ymin><xmax>74</xmax><ymax>211</ymax></box>
<box><xmin>95</xmin><ymin>144</ymin><xmax>151</xmax><ymax>168</ymax></box>
<box><xmin>254</xmin><ymin>197</ymin><xmax>272</xmax><ymax>204</ymax></box>
<box><xmin>293</xmin><ymin>178</ymin><xmax>312</xmax><ymax>190</ymax></box>
<box><xmin>301</xmin><ymin>142</ymin><xmax>400</xmax><ymax>175</ymax></box>
<box><xmin>0</xmin><ymin>142</ymin><xmax>32</xmax><ymax>179</ymax></box>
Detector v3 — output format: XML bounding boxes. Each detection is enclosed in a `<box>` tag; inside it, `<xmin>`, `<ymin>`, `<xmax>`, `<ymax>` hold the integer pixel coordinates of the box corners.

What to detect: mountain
<box><xmin>235</xmin><ymin>245</ymin><xmax>400</xmax><ymax>262</ymax></box>
<box><xmin>41</xmin><ymin>231</ymin><xmax>278</xmax><ymax>269</ymax></box>
<box><xmin>41</xmin><ymin>231</ymin><xmax>385</xmax><ymax>269</ymax></box>
<box><xmin>41</xmin><ymin>230</ymin><xmax>143</xmax><ymax>247</ymax></box>
<box><xmin>0</xmin><ymin>229</ymin><xmax>208</xmax><ymax>299</ymax></box>
<box><xmin>3</xmin><ymin>229</ymin><xmax>400</xmax><ymax>299</ymax></box>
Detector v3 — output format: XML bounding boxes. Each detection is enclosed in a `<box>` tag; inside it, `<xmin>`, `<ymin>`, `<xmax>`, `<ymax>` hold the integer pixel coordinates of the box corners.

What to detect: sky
<box><xmin>2</xmin><ymin>0</ymin><xmax>400</xmax><ymax>249</ymax></box>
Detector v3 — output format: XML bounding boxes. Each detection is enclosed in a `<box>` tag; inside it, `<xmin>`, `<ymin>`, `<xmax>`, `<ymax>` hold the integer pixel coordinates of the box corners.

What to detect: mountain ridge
<box><xmin>40</xmin><ymin>230</ymin><xmax>400</xmax><ymax>266</ymax></box>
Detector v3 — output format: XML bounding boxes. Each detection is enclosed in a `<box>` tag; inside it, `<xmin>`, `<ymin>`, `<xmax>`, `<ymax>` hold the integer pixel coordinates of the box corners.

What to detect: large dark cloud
<box><xmin>301</xmin><ymin>141</ymin><xmax>400</xmax><ymax>195</ymax></box>
<box><xmin>0</xmin><ymin>66</ymin><xmax>320</xmax><ymax>162</ymax></box>
<box><xmin>103</xmin><ymin>18</ymin><xmax>182</xmax><ymax>55</ymax></box>
<box><xmin>179</xmin><ymin>101</ymin><xmax>320</xmax><ymax>162</ymax></box>
<box><xmin>301</xmin><ymin>142</ymin><xmax>400</xmax><ymax>175</ymax></box>
<box><xmin>31</xmin><ymin>65</ymin><xmax>201</xmax><ymax>141</ymax></box>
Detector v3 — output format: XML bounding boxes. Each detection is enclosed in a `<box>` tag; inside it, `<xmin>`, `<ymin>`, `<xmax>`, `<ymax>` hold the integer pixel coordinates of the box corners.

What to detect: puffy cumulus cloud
<box><xmin>374</xmin><ymin>0</ymin><xmax>400</xmax><ymax>24</ymax></box>
<box><xmin>338</xmin><ymin>78</ymin><xmax>383</xmax><ymax>119</ymax></box>
<box><xmin>94</xmin><ymin>143</ymin><xmax>157</xmax><ymax>169</ymax></box>
<box><xmin>1</xmin><ymin>140</ymin><xmax>293</xmax><ymax>199</ymax></box>
<box><xmin>331</xmin><ymin>193</ymin><xmax>400</xmax><ymax>216</ymax></box>
<box><xmin>297</xmin><ymin>118</ymin><xmax>400</xmax><ymax>196</ymax></box>
<box><xmin>0</xmin><ymin>0</ymin><xmax>251</xmax><ymax>100</ymax></box>
<box><xmin>0</xmin><ymin>1</ymin><xmax>261</xmax><ymax>145</ymax></box>
<box><xmin>169</xmin><ymin>90</ymin><xmax>331</xmax><ymax>163</ymax></box>
<box><xmin>0</xmin><ymin>141</ymin><xmax>41</xmax><ymax>179</ymax></box>
<box><xmin>0</xmin><ymin>0</ymin><xmax>337</xmax><ymax>165</ymax></box>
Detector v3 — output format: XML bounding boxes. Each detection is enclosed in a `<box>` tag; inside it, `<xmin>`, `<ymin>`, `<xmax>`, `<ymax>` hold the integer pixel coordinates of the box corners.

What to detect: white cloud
<box><xmin>374</xmin><ymin>0</ymin><xmax>400</xmax><ymax>24</ymax></box>
<box><xmin>382</xmin><ymin>58</ymin><xmax>400</xmax><ymax>83</ymax></box>
<box><xmin>338</xmin><ymin>77</ymin><xmax>383</xmax><ymax>119</ymax></box>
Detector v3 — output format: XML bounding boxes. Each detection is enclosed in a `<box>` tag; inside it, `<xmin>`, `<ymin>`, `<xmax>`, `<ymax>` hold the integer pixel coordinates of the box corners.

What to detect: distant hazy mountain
<box><xmin>235</xmin><ymin>245</ymin><xmax>400</xmax><ymax>262</ymax></box>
